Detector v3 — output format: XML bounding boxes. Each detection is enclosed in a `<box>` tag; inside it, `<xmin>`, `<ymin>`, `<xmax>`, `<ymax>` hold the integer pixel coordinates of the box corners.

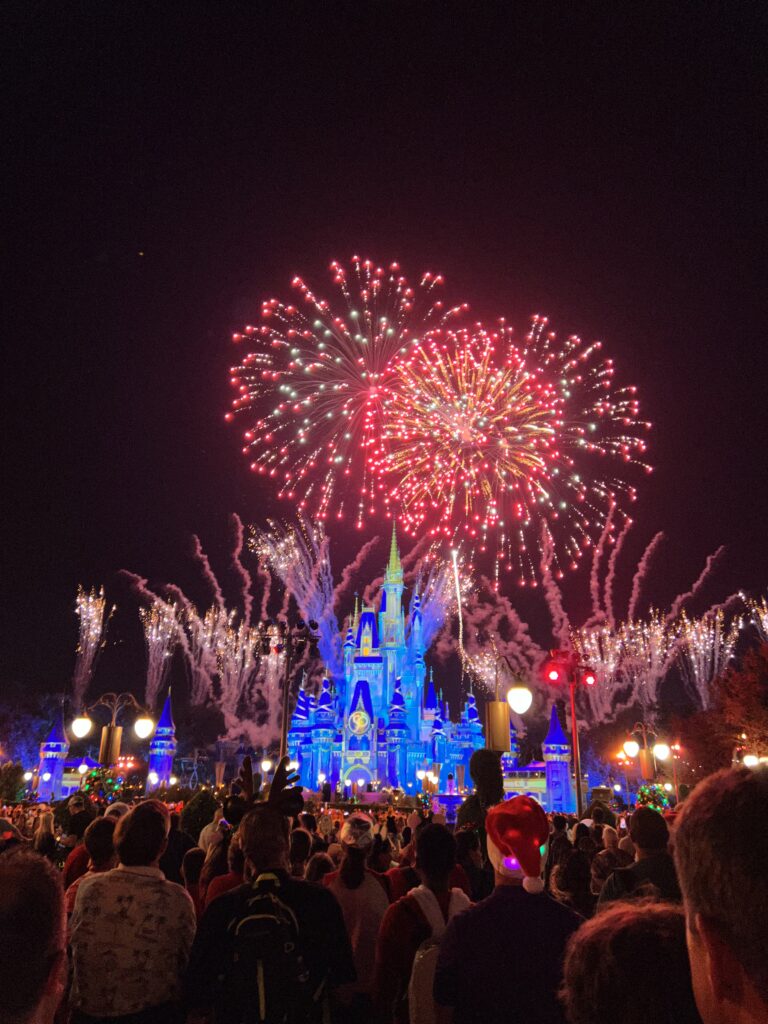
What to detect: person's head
<box><xmin>83</xmin><ymin>816</ymin><xmax>117</xmax><ymax>870</ymax></box>
<box><xmin>455</xmin><ymin>827</ymin><xmax>482</xmax><ymax>869</ymax></box>
<box><xmin>114</xmin><ymin>799</ymin><xmax>170</xmax><ymax>867</ymax></box>
<box><xmin>289</xmin><ymin>828</ymin><xmax>312</xmax><ymax>869</ymax></box>
<box><xmin>305</xmin><ymin>852</ymin><xmax>335</xmax><ymax>883</ymax></box>
<box><xmin>367</xmin><ymin>834</ymin><xmax>392</xmax><ymax>873</ymax></box>
<box><xmin>298</xmin><ymin>812</ymin><xmax>317</xmax><ymax>834</ymax></box>
<box><xmin>0</xmin><ymin>851</ymin><xmax>66</xmax><ymax>1024</ymax></box>
<box><xmin>416</xmin><ymin>823</ymin><xmax>456</xmax><ymax>891</ymax></box>
<box><xmin>68</xmin><ymin>807</ymin><xmax>90</xmax><ymax>842</ymax></box>
<box><xmin>602</xmin><ymin>825</ymin><xmax>619</xmax><ymax>851</ymax></box>
<box><xmin>468</xmin><ymin>749</ymin><xmax>504</xmax><ymax>807</ymax></box>
<box><xmin>552</xmin><ymin>814</ymin><xmax>568</xmax><ymax>834</ymax></box>
<box><xmin>240</xmin><ymin>805</ymin><xmax>290</xmax><ymax>874</ymax></box>
<box><xmin>327</xmin><ymin>842</ymin><xmax>342</xmax><ymax>866</ymax></box>
<box><xmin>674</xmin><ymin>767</ymin><xmax>768</xmax><ymax>1024</ymax></box>
<box><xmin>68</xmin><ymin>796</ymin><xmax>85</xmax><ymax>816</ymax></box>
<box><xmin>104</xmin><ymin>801</ymin><xmax>130</xmax><ymax>821</ymax></box>
<box><xmin>577</xmin><ymin>835</ymin><xmax>598</xmax><ymax>863</ymax></box>
<box><xmin>574</xmin><ymin>822</ymin><xmax>590</xmax><ymax>844</ymax></box>
<box><xmin>561</xmin><ymin>900</ymin><xmax>701</xmax><ymax>1024</ymax></box>
<box><xmin>559</xmin><ymin>848</ymin><xmax>592</xmax><ymax>898</ymax></box>
<box><xmin>629</xmin><ymin>806</ymin><xmax>669</xmax><ymax>856</ymax></box>
<box><xmin>223</xmin><ymin>794</ymin><xmax>249</xmax><ymax>829</ymax></box>
<box><xmin>212</xmin><ymin>807</ymin><xmax>224</xmax><ymax>825</ymax></box>
<box><xmin>485</xmin><ymin>795</ymin><xmax>549</xmax><ymax>892</ymax></box>
<box><xmin>591</xmin><ymin>805</ymin><xmax>606</xmax><ymax>826</ymax></box>
<box><xmin>338</xmin><ymin>812</ymin><xmax>375</xmax><ymax>888</ymax></box>
<box><xmin>169</xmin><ymin>812</ymin><xmax>181</xmax><ymax>833</ymax></box>
<box><xmin>181</xmin><ymin>846</ymin><xmax>206</xmax><ymax>886</ymax></box>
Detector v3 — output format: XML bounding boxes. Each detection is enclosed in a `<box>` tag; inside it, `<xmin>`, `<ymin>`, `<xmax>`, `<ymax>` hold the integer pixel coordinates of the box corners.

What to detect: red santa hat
<box><xmin>485</xmin><ymin>796</ymin><xmax>549</xmax><ymax>894</ymax></box>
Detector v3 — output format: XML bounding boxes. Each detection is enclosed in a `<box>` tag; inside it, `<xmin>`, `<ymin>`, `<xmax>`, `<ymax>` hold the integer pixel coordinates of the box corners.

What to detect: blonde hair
<box><xmin>36</xmin><ymin>812</ymin><xmax>55</xmax><ymax>837</ymax></box>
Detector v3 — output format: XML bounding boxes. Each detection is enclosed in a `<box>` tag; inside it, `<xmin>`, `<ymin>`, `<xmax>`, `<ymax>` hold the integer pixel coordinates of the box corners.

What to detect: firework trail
<box><xmin>71</xmin><ymin>586</ymin><xmax>113</xmax><ymax>708</ymax></box>
<box><xmin>139</xmin><ymin>599</ymin><xmax>179</xmax><ymax>709</ymax></box>
<box><xmin>257</xmin><ymin>558</ymin><xmax>272</xmax><ymax>622</ymax></box>
<box><xmin>677</xmin><ymin>609</ymin><xmax>741</xmax><ymax>710</ymax></box>
<box><xmin>589</xmin><ymin>507</ymin><xmax>615</xmax><ymax>624</ymax></box>
<box><xmin>377</xmin><ymin>315</ymin><xmax>649</xmax><ymax>581</ymax></box>
<box><xmin>604</xmin><ymin>517</ymin><xmax>633</xmax><ymax>627</ymax></box>
<box><xmin>627</xmin><ymin>531</ymin><xmax>665</xmax><ymax>621</ymax></box>
<box><xmin>617</xmin><ymin>613</ymin><xmax>680</xmax><ymax>714</ymax></box>
<box><xmin>747</xmin><ymin>595</ymin><xmax>768</xmax><ymax>641</ymax></box>
<box><xmin>333</xmin><ymin>536</ymin><xmax>380</xmax><ymax>611</ymax></box>
<box><xmin>191</xmin><ymin>534</ymin><xmax>225</xmax><ymax>610</ymax></box>
<box><xmin>540</xmin><ymin>523</ymin><xmax>571</xmax><ymax>648</ymax></box>
<box><xmin>451</xmin><ymin>548</ymin><xmax>465</xmax><ymax>665</ymax></box>
<box><xmin>461</xmin><ymin>577</ymin><xmax>544</xmax><ymax>693</ymax></box>
<box><xmin>253</xmin><ymin>520</ymin><xmax>343</xmax><ymax>677</ymax></box>
<box><xmin>666</xmin><ymin>546</ymin><xmax>725</xmax><ymax>623</ymax></box>
<box><xmin>230</xmin><ymin>513</ymin><xmax>253</xmax><ymax>626</ymax></box>
<box><xmin>228</xmin><ymin>257</ymin><xmax>466</xmax><ymax>528</ymax></box>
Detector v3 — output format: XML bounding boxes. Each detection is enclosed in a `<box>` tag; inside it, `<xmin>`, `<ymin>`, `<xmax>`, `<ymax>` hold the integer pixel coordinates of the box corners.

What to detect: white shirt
<box><xmin>70</xmin><ymin>864</ymin><xmax>196</xmax><ymax>1016</ymax></box>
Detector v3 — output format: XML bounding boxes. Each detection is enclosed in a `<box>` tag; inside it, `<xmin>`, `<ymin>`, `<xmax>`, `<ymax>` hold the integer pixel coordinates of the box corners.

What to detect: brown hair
<box><xmin>561</xmin><ymin>900</ymin><xmax>701</xmax><ymax>1024</ymax></box>
<box><xmin>0</xmin><ymin>850</ymin><xmax>64</xmax><ymax>1024</ymax></box>
<box><xmin>84</xmin><ymin>816</ymin><xmax>116</xmax><ymax>868</ymax></box>
<box><xmin>240</xmin><ymin>805</ymin><xmax>290</xmax><ymax>873</ymax></box>
<box><xmin>115</xmin><ymin>799</ymin><xmax>170</xmax><ymax>867</ymax></box>
<box><xmin>673</xmin><ymin>766</ymin><xmax>768</xmax><ymax>1004</ymax></box>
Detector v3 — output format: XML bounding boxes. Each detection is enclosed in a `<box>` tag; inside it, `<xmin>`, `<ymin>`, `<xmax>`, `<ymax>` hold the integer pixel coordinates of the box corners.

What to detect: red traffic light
<box><xmin>582</xmin><ymin>669</ymin><xmax>597</xmax><ymax>687</ymax></box>
<box><xmin>543</xmin><ymin>657</ymin><xmax>566</xmax><ymax>684</ymax></box>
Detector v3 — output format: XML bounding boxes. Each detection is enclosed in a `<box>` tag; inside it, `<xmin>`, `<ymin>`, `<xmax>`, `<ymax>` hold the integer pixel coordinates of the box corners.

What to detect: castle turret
<box><xmin>37</xmin><ymin>714</ymin><xmax>69</xmax><ymax>802</ymax></box>
<box><xmin>385</xmin><ymin>677</ymin><xmax>410</xmax><ymax>787</ymax></box>
<box><xmin>310</xmin><ymin>678</ymin><xmax>336</xmax><ymax>788</ymax></box>
<box><xmin>379</xmin><ymin>522</ymin><xmax>405</xmax><ymax>705</ymax></box>
<box><xmin>543</xmin><ymin>704</ymin><xmax>574</xmax><ymax>813</ymax></box>
<box><xmin>147</xmin><ymin>692</ymin><xmax>176</xmax><ymax>792</ymax></box>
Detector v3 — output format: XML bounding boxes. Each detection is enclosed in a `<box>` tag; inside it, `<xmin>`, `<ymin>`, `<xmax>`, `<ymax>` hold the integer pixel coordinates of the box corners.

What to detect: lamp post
<box><xmin>623</xmin><ymin>723</ymin><xmax>670</xmax><ymax>781</ymax></box>
<box><xmin>542</xmin><ymin>650</ymin><xmax>597</xmax><ymax>820</ymax></box>
<box><xmin>272</xmin><ymin>619</ymin><xmax>320</xmax><ymax>761</ymax></box>
<box><xmin>486</xmin><ymin>655</ymin><xmax>532</xmax><ymax>752</ymax></box>
<box><xmin>70</xmin><ymin>693</ymin><xmax>155</xmax><ymax>767</ymax></box>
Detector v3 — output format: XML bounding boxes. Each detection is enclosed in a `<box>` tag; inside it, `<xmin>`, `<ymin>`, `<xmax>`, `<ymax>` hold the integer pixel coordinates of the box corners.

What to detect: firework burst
<box><xmin>228</xmin><ymin>257</ymin><xmax>466</xmax><ymax>528</ymax></box>
<box><xmin>377</xmin><ymin>316</ymin><xmax>650</xmax><ymax>580</ymax></box>
<box><xmin>678</xmin><ymin>609</ymin><xmax>741</xmax><ymax>710</ymax></box>
<box><xmin>72</xmin><ymin>586</ymin><xmax>113</xmax><ymax>708</ymax></box>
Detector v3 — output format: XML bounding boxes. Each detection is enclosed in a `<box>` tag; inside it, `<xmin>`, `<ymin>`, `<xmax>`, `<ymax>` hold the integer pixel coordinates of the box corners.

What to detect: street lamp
<box><xmin>260</xmin><ymin>759</ymin><xmax>273</xmax><ymax>774</ymax></box>
<box><xmin>653</xmin><ymin>742</ymin><xmax>671</xmax><ymax>762</ymax></box>
<box><xmin>507</xmin><ymin>685</ymin><xmax>533</xmax><ymax>715</ymax></box>
<box><xmin>23</xmin><ymin>771</ymin><xmax>33</xmax><ymax>782</ymax></box>
<box><xmin>743</xmin><ymin>754</ymin><xmax>759</xmax><ymax>767</ymax></box>
<box><xmin>77</xmin><ymin>762</ymin><xmax>88</xmax><ymax>775</ymax></box>
<box><xmin>623</xmin><ymin>739</ymin><xmax>640</xmax><ymax>759</ymax></box>
<box><xmin>71</xmin><ymin>693</ymin><xmax>154</xmax><ymax>767</ymax></box>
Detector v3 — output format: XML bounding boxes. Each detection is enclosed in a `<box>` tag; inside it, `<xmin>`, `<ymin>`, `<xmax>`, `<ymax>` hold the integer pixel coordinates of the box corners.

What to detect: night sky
<box><xmin>4</xmin><ymin>4</ymin><xmax>768</xmax><ymax>704</ymax></box>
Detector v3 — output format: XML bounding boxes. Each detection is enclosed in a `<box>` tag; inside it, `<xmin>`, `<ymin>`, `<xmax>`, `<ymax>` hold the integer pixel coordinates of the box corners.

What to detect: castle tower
<box><xmin>310</xmin><ymin>678</ymin><xmax>336</xmax><ymax>788</ymax></box>
<box><xmin>147</xmin><ymin>691</ymin><xmax>177</xmax><ymax>792</ymax></box>
<box><xmin>385</xmin><ymin>677</ymin><xmax>410</xmax><ymax>788</ymax></box>
<box><xmin>543</xmin><ymin>704</ymin><xmax>574</xmax><ymax>813</ymax></box>
<box><xmin>37</xmin><ymin>714</ymin><xmax>69</xmax><ymax>803</ymax></box>
<box><xmin>379</xmin><ymin>523</ymin><xmax>405</xmax><ymax>705</ymax></box>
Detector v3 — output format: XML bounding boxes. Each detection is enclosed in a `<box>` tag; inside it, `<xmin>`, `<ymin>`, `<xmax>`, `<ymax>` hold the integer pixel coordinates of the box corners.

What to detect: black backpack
<box><xmin>221</xmin><ymin>872</ymin><xmax>318</xmax><ymax>1024</ymax></box>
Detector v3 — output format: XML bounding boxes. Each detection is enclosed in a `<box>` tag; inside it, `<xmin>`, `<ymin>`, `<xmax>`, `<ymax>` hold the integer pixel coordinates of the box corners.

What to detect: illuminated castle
<box><xmin>146</xmin><ymin>691</ymin><xmax>176</xmax><ymax>791</ymax></box>
<box><xmin>288</xmin><ymin>526</ymin><xmax>485</xmax><ymax>793</ymax></box>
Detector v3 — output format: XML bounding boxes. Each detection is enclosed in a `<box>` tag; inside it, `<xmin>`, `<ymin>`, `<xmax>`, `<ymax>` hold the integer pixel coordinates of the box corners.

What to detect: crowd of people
<box><xmin>1</xmin><ymin>751</ymin><xmax>766</xmax><ymax>1024</ymax></box>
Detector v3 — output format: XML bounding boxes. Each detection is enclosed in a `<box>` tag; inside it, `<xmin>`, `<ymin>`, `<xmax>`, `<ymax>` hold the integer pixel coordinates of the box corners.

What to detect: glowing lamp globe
<box><xmin>344</xmin><ymin>779</ymin><xmax>352</xmax><ymax>788</ymax></box>
<box><xmin>613</xmin><ymin>783</ymin><xmax>622</xmax><ymax>792</ymax></box>
<box><xmin>260</xmin><ymin>759</ymin><xmax>273</xmax><ymax>774</ymax></box>
<box><xmin>77</xmin><ymin>762</ymin><xmax>88</xmax><ymax>775</ymax></box>
<box><xmin>663</xmin><ymin>783</ymin><xmax>673</xmax><ymax>792</ymax></box>
<box><xmin>743</xmin><ymin>754</ymin><xmax>759</xmax><ymax>768</ymax></box>
<box><xmin>41</xmin><ymin>772</ymin><xmax>51</xmax><ymax>782</ymax></box>
<box><xmin>318</xmin><ymin>772</ymin><xmax>326</xmax><ymax>783</ymax></box>
<box><xmin>547</xmin><ymin>668</ymin><xmax>560</xmax><ymax>682</ymax></box>
<box><xmin>288</xmin><ymin>760</ymin><xmax>299</xmax><ymax>772</ymax></box>
<box><xmin>357</xmin><ymin>777</ymin><xmax>366</xmax><ymax>787</ymax></box>
<box><xmin>169</xmin><ymin>776</ymin><xmax>178</xmax><ymax>786</ymax></box>
<box><xmin>133</xmin><ymin>716</ymin><xmax>155</xmax><ymax>740</ymax></box>
<box><xmin>506</xmin><ymin>685</ymin><xmax>533</xmax><ymax>715</ymax></box>
<box><xmin>653</xmin><ymin>742</ymin><xmax>671</xmax><ymax>761</ymax></box>
<box><xmin>416</xmin><ymin>770</ymin><xmax>426</xmax><ymax>781</ymax></box>
<box><xmin>147</xmin><ymin>771</ymin><xmax>159</xmax><ymax>786</ymax></box>
<box><xmin>623</xmin><ymin>739</ymin><xmax>640</xmax><ymax>759</ymax></box>
<box><xmin>71</xmin><ymin>715</ymin><xmax>93</xmax><ymax>739</ymax></box>
<box><xmin>23</xmin><ymin>771</ymin><xmax>33</xmax><ymax>782</ymax></box>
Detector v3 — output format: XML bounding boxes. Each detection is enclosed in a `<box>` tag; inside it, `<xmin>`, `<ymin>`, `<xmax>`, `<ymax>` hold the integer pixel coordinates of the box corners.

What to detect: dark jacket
<box><xmin>598</xmin><ymin>851</ymin><xmax>681</xmax><ymax>906</ymax></box>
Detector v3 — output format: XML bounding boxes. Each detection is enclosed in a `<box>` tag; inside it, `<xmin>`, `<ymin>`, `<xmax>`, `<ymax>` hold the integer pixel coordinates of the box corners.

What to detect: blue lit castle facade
<box><xmin>288</xmin><ymin>528</ymin><xmax>486</xmax><ymax>793</ymax></box>
<box><xmin>146</xmin><ymin>691</ymin><xmax>177</xmax><ymax>791</ymax></box>
<box><xmin>37</xmin><ymin>715</ymin><xmax>70</xmax><ymax>802</ymax></box>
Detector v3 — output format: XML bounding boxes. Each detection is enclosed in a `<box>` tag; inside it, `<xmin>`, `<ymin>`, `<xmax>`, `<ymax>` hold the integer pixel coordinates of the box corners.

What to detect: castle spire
<box><xmin>385</xmin><ymin>521</ymin><xmax>402</xmax><ymax>581</ymax></box>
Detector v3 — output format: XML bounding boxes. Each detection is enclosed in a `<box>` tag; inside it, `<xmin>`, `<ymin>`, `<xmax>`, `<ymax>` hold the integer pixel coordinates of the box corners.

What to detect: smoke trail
<box><xmin>230</xmin><ymin>513</ymin><xmax>253</xmax><ymax>626</ymax></box>
<box><xmin>333</xmin><ymin>537</ymin><xmax>380</xmax><ymax>611</ymax></box>
<box><xmin>119</xmin><ymin>571</ymin><xmax>162</xmax><ymax>605</ymax></box>
<box><xmin>628</xmin><ymin>531</ymin><xmax>664</xmax><ymax>621</ymax></box>
<box><xmin>257</xmin><ymin>559</ymin><xmax>272</xmax><ymax>621</ymax></box>
<box><xmin>589</xmin><ymin>508</ymin><xmax>614</xmax><ymax>622</ymax></box>
<box><xmin>666</xmin><ymin>546</ymin><xmax>724</xmax><ymax>623</ymax></box>
<box><xmin>191</xmin><ymin>534</ymin><xmax>225</xmax><ymax>610</ymax></box>
<box><xmin>540</xmin><ymin>522</ymin><xmax>571</xmax><ymax>648</ymax></box>
<box><xmin>604</xmin><ymin>518</ymin><xmax>633</xmax><ymax>627</ymax></box>
<box><xmin>401</xmin><ymin>533</ymin><xmax>432</xmax><ymax>571</ymax></box>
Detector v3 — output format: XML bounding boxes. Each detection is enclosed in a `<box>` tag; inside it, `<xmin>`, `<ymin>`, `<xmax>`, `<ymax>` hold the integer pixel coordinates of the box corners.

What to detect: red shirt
<box><xmin>374</xmin><ymin>890</ymin><xmax>453</xmax><ymax>1024</ymax></box>
<box><xmin>62</xmin><ymin>844</ymin><xmax>90</xmax><ymax>890</ymax></box>
<box><xmin>386</xmin><ymin>864</ymin><xmax>471</xmax><ymax>901</ymax></box>
<box><xmin>203</xmin><ymin>870</ymin><xmax>244</xmax><ymax>910</ymax></box>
